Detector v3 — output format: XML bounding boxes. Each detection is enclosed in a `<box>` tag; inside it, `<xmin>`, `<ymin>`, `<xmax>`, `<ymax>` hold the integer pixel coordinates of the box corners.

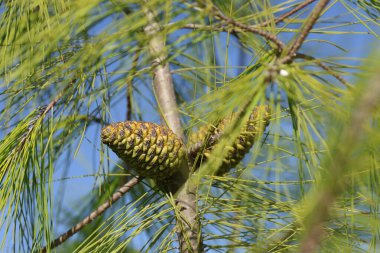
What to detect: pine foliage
<box><xmin>0</xmin><ymin>0</ymin><xmax>379</xmax><ymax>252</ymax></box>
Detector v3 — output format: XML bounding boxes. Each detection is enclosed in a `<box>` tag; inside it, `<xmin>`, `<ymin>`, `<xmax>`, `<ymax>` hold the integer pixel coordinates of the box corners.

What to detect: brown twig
<box><xmin>211</xmin><ymin>6</ymin><xmax>286</xmax><ymax>51</ymax></box>
<box><xmin>36</xmin><ymin>79</ymin><xmax>76</xmax><ymax>118</ymax></box>
<box><xmin>180</xmin><ymin>0</ymin><xmax>317</xmax><ymax>31</ymax></box>
<box><xmin>281</xmin><ymin>0</ymin><xmax>331</xmax><ymax>63</ymax></box>
<box><xmin>315</xmin><ymin>61</ymin><xmax>351</xmax><ymax>88</ymax></box>
<box><xmin>299</xmin><ymin>71</ymin><xmax>380</xmax><ymax>252</ymax></box>
<box><xmin>257</xmin><ymin>0</ymin><xmax>317</xmax><ymax>27</ymax></box>
<box><xmin>296</xmin><ymin>53</ymin><xmax>351</xmax><ymax>87</ymax></box>
<box><xmin>11</xmin><ymin>79</ymin><xmax>76</xmax><ymax>155</ymax></box>
<box><xmin>40</xmin><ymin>176</ymin><xmax>141</xmax><ymax>253</ymax></box>
<box><xmin>179</xmin><ymin>23</ymin><xmax>226</xmax><ymax>31</ymax></box>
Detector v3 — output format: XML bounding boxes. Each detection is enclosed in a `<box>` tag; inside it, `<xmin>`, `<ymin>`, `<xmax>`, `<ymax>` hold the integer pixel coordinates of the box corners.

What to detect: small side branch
<box><xmin>256</xmin><ymin>0</ymin><xmax>317</xmax><ymax>27</ymax></box>
<box><xmin>296</xmin><ymin>53</ymin><xmax>350</xmax><ymax>87</ymax></box>
<box><xmin>40</xmin><ymin>176</ymin><xmax>140</xmax><ymax>253</ymax></box>
<box><xmin>281</xmin><ymin>0</ymin><xmax>331</xmax><ymax>63</ymax></box>
<box><xmin>212</xmin><ymin>7</ymin><xmax>286</xmax><ymax>51</ymax></box>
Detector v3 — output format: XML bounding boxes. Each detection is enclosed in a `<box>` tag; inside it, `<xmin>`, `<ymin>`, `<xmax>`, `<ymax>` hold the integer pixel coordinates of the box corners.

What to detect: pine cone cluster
<box><xmin>101</xmin><ymin>106</ymin><xmax>270</xmax><ymax>180</ymax></box>
<box><xmin>188</xmin><ymin>105</ymin><xmax>271</xmax><ymax>175</ymax></box>
<box><xmin>101</xmin><ymin>121</ymin><xmax>186</xmax><ymax>180</ymax></box>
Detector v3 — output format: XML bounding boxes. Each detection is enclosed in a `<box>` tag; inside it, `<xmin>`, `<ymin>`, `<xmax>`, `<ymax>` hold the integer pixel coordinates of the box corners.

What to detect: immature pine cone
<box><xmin>101</xmin><ymin>121</ymin><xmax>186</xmax><ymax>180</ymax></box>
<box><xmin>189</xmin><ymin>105</ymin><xmax>271</xmax><ymax>175</ymax></box>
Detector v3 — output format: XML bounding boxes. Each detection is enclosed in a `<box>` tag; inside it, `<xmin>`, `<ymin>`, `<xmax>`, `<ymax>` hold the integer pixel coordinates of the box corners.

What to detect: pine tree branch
<box><xmin>38</xmin><ymin>79</ymin><xmax>76</xmax><ymax>117</ymax></box>
<box><xmin>5</xmin><ymin>79</ymin><xmax>76</xmax><ymax>172</ymax></box>
<box><xmin>211</xmin><ymin>6</ymin><xmax>286</xmax><ymax>51</ymax></box>
<box><xmin>177</xmin><ymin>26</ymin><xmax>349</xmax><ymax>88</ymax></box>
<box><xmin>295</xmin><ymin>53</ymin><xmax>351</xmax><ymax>87</ymax></box>
<box><xmin>314</xmin><ymin>61</ymin><xmax>350</xmax><ymax>87</ymax></box>
<box><xmin>255</xmin><ymin>0</ymin><xmax>317</xmax><ymax>27</ymax></box>
<box><xmin>142</xmin><ymin>1</ymin><xmax>203</xmax><ymax>252</ymax></box>
<box><xmin>281</xmin><ymin>0</ymin><xmax>331</xmax><ymax>63</ymax></box>
<box><xmin>179</xmin><ymin>0</ymin><xmax>317</xmax><ymax>31</ymax></box>
<box><xmin>178</xmin><ymin>23</ymin><xmax>229</xmax><ymax>31</ymax></box>
<box><xmin>180</xmin><ymin>0</ymin><xmax>317</xmax><ymax>31</ymax></box>
<box><xmin>40</xmin><ymin>176</ymin><xmax>141</xmax><ymax>253</ymax></box>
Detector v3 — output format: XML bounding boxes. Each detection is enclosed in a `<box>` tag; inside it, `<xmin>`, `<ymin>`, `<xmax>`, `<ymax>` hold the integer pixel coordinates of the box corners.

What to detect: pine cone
<box><xmin>101</xmin><ymin>121</ymin><xmax>186</xmax><ymax>180</ymax></box>
<box><xmin>188</xmin><ymin>105</ymin><xmax>271</xmax><ymax>175</ymax></box>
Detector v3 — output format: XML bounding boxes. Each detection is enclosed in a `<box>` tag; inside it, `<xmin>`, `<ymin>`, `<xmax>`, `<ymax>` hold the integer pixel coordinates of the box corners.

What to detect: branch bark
<box><xmin>142</xmin><ymin>1</ymin><xmax>203</xmax><ymax>252</ymax></box>
<box><xmin>296</xmin><ymin>53</ymin><xmax>350</xmax><ymax>87</ymax></box>
<box><xmin>281</xmin><ymin>0</ymin><xmax>331</xmax><ymax>63</ymax></box>
<box><xmin>40</xmin><ymin>176</ymin><xmax>140</xmax><ymax>253</ymax></box>
<box><xmin>143</xmin><ymin>5</ymin><xmax>184</xmax><ymax>141</ymax></box>
<box><xmin>256</xmin><ymin>0</ymin><xmax>317</xmax><ymax>27</ymax></box>
<box><xmin>212</xmin><ymin>6</ymin><xmax>286</xmax><ymax>51</ymax></box>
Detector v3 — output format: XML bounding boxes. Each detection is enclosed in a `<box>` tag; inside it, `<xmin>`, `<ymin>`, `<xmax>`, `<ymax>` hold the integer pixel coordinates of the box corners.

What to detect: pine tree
<box><xmin>0</xmin><ymin>1</ymin><xmax>379</xmax><ymax>252</ymax></box>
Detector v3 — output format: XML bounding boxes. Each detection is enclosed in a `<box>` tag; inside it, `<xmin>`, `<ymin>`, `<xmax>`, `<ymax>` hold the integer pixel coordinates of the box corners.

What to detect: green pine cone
<box><xmin>101</xmin><ymin>121</ymin><xmax>186</xmax><ymax>180</ymax></box>
<box><xmin>188</xmin><ymin>105</ymin><xmax>271</xmax><ymax>175</ymax></box>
